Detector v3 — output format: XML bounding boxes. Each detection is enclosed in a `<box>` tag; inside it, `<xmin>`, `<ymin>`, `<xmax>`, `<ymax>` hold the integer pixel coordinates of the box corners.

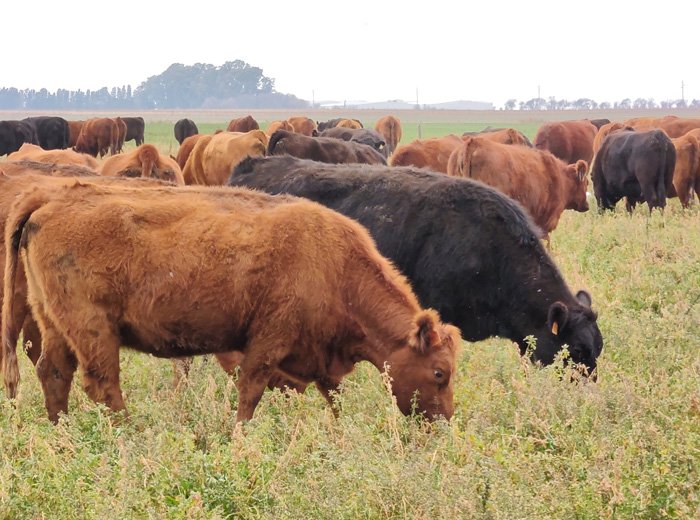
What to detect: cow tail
<box><xmin>462</xmin><ymin>137</ymin><xmax>479</xmax><ymax>178</ymax></box>
<box><xmin>2</xmin><ymin>192</ymin><xmax>50</xmax><ymax>399</ymax></box>
<box><xmin>138</xmin><ymin>144</ymin><xmax>159</xmax><ymax>179</ymax></box>
<box><xmin>388</xmin><ymin>121</ymin><xmax>398</xmax><ymax>155</ymax></box>
<box><xmin>659</xmin><ymin>138</ymin><xmax>676</xmax><ymax>207</ymax></box>
<box><xmin>267</xmin><ymin>130</ymin><xmax>289</xmax><ymax>155</ymax></box>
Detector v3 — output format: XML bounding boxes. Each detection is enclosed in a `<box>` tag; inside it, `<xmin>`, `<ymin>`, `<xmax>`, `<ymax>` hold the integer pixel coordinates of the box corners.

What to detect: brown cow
<box><xmin>266</xmin><ymin>120</ymin><xmax>294</xmax><ymax>136</ymax></box>
<box><xmin>0</xmin><ymin>160</ymin><xmax>97</xmax><ymax>178</ymax></box>
<box><xmin>74</xmin><ymin>118</ymin><xmax>117</xmax><ymax>158</ymax></box>
<box><xmin>100</xmin><ymin>144</ymin><xmax>185</xmax><ymax>185</ymax></box>
<box><xmin>390</xmin><ymin>135</ymin><xmax>463</xmax><ymax>173</ymax></box>
<box><xmin>534</xmin><ymin>120</ymin><xmax>597</xmax><ymax>165</ymax></box>
<box><xmin>67</xmin><ymin>121</ymin><xmax>85</xmax><ymax>148</ymax></box>
<box><xmin>592</xmin><ymin>122</ymin><xmax>631</xmax><ymax>157</ymax></box>
<box><xmin>447</xmin><ymin>137</ymin><xmax>589</xmax><ymax>236</ymax></box>
<box><xmin>182</xmin><ymin>135</ymin><xmax>214</xmax><ymax>185</ymax></box>
<box><xmin>226</xmin><ymin>115</ymin><xmax>260</xmax><ymax>133</ymax></box>
<box><xmin>336</xmin><ymin>118</ymin><xmax>363</xmax><ymax>129</ymax></box>
<box><xmin>2</xmin><ymin>181</ymin><xmax>461</xmax><ymax>423</ymax></box>
<box><xmin>194</xmin><ymin>130</ymin><xmax>268</xmax><ymax>185</ymax></box>
<box><xmin>8</xmin><ymin>143</ymin><xmax>99</xmax><ymax>170</ymax></box>
<box><xmin>115</xmin><ymin>117</ymin><xmax>127</xmax><ymax>153</ymax></box>
<box><xmin>656</xmin><ymin>118</ymin><xmax>700</xmax><ymax>138</ymax></box>
<box><xmin>374</xmin><ymin>115</ymin><xmax>402</xmax><ymax>156</ymax></box>
<box><xmin>268</xmin><ymin>130</ymin><xmax>386</xmax><ymax>165</ymax></box>
<box><xmin>670</xmin><ymin>133</ymin><xmax>700</xmax><ymax>207</ymax></box>
<box><xmin>287</xmin><ymin>116</ymin><xmax>318</xmax><ymax>136</ymax></box>
<box><xmin>463</xmin><ymin>128</ymin><xmax>532</xmax><ymax>147</ymax></box>
<box><xmin>175</xmin><ymin>134</ymin><xmax>203</xmax><ymax>170</ymax></box>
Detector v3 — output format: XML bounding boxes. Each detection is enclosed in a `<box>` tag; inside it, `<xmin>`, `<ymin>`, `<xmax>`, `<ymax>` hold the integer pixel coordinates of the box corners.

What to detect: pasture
<box><xmin>0</xmin><ymin>110</ymin><xmax>699</xmax><ymax>519</ymax></box>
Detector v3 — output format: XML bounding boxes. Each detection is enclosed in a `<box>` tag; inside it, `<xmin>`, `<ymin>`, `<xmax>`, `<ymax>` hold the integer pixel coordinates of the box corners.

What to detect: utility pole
<box><xmin>312</xmin><ymin>90</ymin><xmax>315</xmax><ymax>108</ymax></box>
<box><xmin>681</xmin><ymin>81</ymin><xmax>685</xmax><ymax>103</ymax></box>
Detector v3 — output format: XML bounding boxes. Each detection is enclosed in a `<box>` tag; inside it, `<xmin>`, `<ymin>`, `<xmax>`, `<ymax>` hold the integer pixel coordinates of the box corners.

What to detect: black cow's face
<box><xmin>527</xmin><ymin>290</ymin><xmax>603</xmax><ymax>377</ymax></box>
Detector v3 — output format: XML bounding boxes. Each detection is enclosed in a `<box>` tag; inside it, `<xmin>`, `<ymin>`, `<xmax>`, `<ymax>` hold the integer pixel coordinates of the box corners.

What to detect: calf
<box><xmin>3</xmin><ymin>182</ymin><xmax>460</xmax><ymax>423</ymax></box>
<box><xmin>229</xmin><ymin>156</ymin><xmax>603</xmax><ymax>374</ymax></box>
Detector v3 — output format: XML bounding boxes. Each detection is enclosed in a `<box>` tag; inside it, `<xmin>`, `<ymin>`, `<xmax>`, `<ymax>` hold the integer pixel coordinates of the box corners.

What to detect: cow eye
<box><xmin>434</xmin><ymin>369</ymin><xmax>445</xmax><ymax>381</ymax></box>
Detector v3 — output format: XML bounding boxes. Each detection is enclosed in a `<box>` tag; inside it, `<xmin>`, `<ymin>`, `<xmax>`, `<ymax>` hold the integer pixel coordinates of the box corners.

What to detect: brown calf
<box><xmin>2</xmin><ymin>183</ymin><xmax>461</xmax><ymax>423</ymax></box>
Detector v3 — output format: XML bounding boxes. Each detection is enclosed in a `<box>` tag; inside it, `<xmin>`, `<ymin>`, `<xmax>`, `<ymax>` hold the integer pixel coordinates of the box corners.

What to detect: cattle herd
<box><xmin>0</xmin><ymin>109</ymin><xmax>697</xmax><ymax>426</ymax></box>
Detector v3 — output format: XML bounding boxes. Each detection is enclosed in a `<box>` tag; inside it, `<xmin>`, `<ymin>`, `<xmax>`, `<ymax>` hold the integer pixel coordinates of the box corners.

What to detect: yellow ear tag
<box><xmin>551</xmin><ymin>322</ymin><xmax>559</xmax><ymax>335</ymax></box>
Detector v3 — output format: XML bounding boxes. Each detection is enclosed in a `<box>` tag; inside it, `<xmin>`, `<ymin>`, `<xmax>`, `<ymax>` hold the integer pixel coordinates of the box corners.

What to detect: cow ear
<box><xmin>547</xmin><ymin>302</ymin><xmax>569</xmax><ymax>336</ymax></box>
<box><xmin>575</xmin><ymin>290</ymin><xmax>592</xmax><ymax>308</ymax></box>
<box><xmin>575</xmin><ymin>160</ymin><xmax>588</xmax><ymax>181</ymax></box>
<box><xmin>414</xmin><ymin>310</ymin><xmax>441</xmax><ymax>353</ymax></box>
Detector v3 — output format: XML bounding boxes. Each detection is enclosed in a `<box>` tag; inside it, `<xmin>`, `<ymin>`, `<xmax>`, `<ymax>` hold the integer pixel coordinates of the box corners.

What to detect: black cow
<box><xmin>268</xmin><ymin>130</ymin><xmax>386</xmax><ymax>165</ymax></box>
<box><xmin>229</xmin><ymin>155</ymin><xmax>603</xmax><ymax>373</ymax></box>
<box><xmin>591</xmin><ymin>129</ymin><xmax>676</xmax><ymax>213</ymax></box>
<box><xmin>123</xmin><ymin>116</ymin><xmax>145</xmax><ymax>146</ymax></box>
<box><xmin>0</xmin><ymin>120</ymin><xmax>38</xmax><ymax>156</ymax></box>
<box><xmin>589</xmin><ymin>119</ymin><xmax>611</xmax><ymax>130</ymax></box>
<box><xmin>319</xmin><ymin>127</ymin><xmax>388</xmax><ymax>157</ymax></box>
<box><xmin>22</xmin><ymin>116</ymin><xmax>69</xmax><ymax>150</ymax></box>
<box><xmin>174</xmin><ymin>118</ymin><xmax>198</xmax><ymax>145</ymax></box>
<box><xmin>316</xmin><ymin>118</ymin><xmax>363</xmax><ymax>132</ymax></box>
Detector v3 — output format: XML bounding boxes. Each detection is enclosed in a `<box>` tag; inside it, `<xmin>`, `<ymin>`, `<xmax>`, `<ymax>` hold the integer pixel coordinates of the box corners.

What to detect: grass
<box><xmin>1</xmin><ymin>114</ymin><xmax>700</xmax><ymax>519</ymax></box>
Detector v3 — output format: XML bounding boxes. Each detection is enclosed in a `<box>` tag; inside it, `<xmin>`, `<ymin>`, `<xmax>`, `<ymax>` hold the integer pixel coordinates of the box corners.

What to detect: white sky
<box><xmin>4</xmin><ymin>1</ymin><xmax>698</xmax><ymax>108</ymax></box>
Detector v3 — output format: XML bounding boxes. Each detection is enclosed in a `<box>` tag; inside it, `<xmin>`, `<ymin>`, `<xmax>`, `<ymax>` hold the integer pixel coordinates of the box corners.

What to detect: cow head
<box><xmin>565</xmin><ymin>160</ymin><xmax>589</xmax><ymax>212</ymax></box>
<box><xmin>384</xmin><ymin>310</ymin><xmax>461</xmax><ymax>420</ymax></box>
<box><xmin>527</xmin><ymin>290</ymin><xmax>603</xmax><ymax>377</ymax></box>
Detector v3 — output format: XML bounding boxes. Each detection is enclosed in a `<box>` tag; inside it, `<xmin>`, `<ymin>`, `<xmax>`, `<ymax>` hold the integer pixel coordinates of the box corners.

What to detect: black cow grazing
<box><xmin>268</xmin><ymin>130</ymin><xmax>387</xmax><ymax>165</ymax></box>
<box><xmin>319</xmin><ymin>127</ymin><xmax>388</xmax><ymax>158</ymax></box>
<box><xmin>174</xmin><ymin>118</ymin><xmax>199</xmax><ymax>145</ymax></box>
<box><xmin>122</xmin><ymin>117</ymin><xmax>145</xmax><ymax>146</ymax></box>
<box><xmin>0</xmin><ymin>120</ymin><xmax>38</xmax><ymax>156</ymax></box>
<box><xmin>22</xmin><ymin>117</ymin><xmax>69</xmax><ymax>150</ymax></box>
<box><xmin>592</xmin><ymin>129</ymin><xmax>676</xmax><ymax>213</ymax></box>
<box><xmin>229</xmin><ymin>155</ymin><xmax>603</xmax><ymax>374</ymax></box>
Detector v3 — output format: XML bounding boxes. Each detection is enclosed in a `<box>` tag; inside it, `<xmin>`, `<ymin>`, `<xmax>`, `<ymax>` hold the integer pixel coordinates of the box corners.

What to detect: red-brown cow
<box><xmin>8</xmin><ymin>143</ymin><xmax>99</xmax><ymax>170</ymax></box>
<box><xmin>534</xmin><ymin>120</ymin><xmax>597</xmax><ymax>164</ymax></box>
<box><xmin>374</xmin><ymin>115</ymin><xmax>402</xmax><ymax>156</ymax></box>
<box><xmin>67</xmin><ymin>120</ymin><xmax>84</xmax><ymax>148</ymax></box>
<box><xmin>73</xmin><ymin>118</ymin><xmax>117</xmax><ymax>158</ymax></box>
<box><xmin>390</xmin><ymin>135</ymin><xmax>463</xmax><ymax>173</ymax></box>
<box><xmin>226</xmin><ymin>115</ymin><xmax>260</xmax><ymax>133</ymax></box>
<box><xmin>448</xmin><ymin>137</ymin><xmax>589</xmax><ymax>236</ymax></box>
<box><xmin>2</xmin><ymin>182</ymin><xmax>461</xmax><ymax>423</ymax></box>
<box><xmin>100</xmin><ymin>144</ymin><xmax>185</xmax><ymax>185</ymax></box>
<box><xmin>287</xmin><ymin>116</ymin><xmax>318</xmax><ymax>136</ymax></box>
<box><xmin>175</xmin><ymin>134</ymin><xmax>203</xmax><ymax>170</ymax></box>
<box><xmin>670</xmin><ymin>133</ymin><xmax>700</xmax><ymax>207</ymax></box>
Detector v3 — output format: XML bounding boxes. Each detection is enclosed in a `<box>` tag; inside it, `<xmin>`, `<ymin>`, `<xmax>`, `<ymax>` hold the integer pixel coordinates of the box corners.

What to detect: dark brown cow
<box><xmin>319</xmin><ymin>127</ymin><xmax>387</xmax><ymax>157</ymax></box>
<box><xmin>287</xmin><ymin>116</ymin><xmax>318</xmax><ymax>136</ymax></box>
<box><xmin>448</xmin><ymin>137</ymin><xmax>589</xmax><ymax>236</ymax></box>
<box><xmin>390</xmin><ymin>135</ymin><xmax>463</xmax><ymax>173</ymax></box>
<box><xmin>374</xmin><ymin>115</ymin><xmax>402</xmax><ymax>156</ymax></box>
<box><xmin>100</xmin><ymin>144</ymin><xmax>185</xmax><ymax>184</ymax></box>
<box><xmin>268</xmin><ymin>130</ymin><xmax>386</xmax><ymax>165</ymax></box>
<box><xmin>175</xmin><ymin>134</ymin><xmax>203</xmax><ymax>170</ymax></box>
<box><xmin>669</xmin><ymin>134</ymin><xmax>699</xmax><ymax>207</ymax></box>
<box><xmin>67</xmin><ymin>121</ymin><xmax>85</xmax><ymax>148</ymax></box>
<box><xmin>115</xmin><ymin>117</ymin><xmax>127</xmax><ymax>153</ymax></box>
<box><xmin>122</xmin><ymin>117</ymin><xmax>145</xmax><ymax>146</ymax></box>
<box><xmin>2</xmin><ymin>181</ymin><xmax>461</xmax><ymax>423</ymax></box>
<box><xmin>74</xmin><ymin>118</ymin><xmax>117</xmax><ymax>158</ymax></box>
<box><xmin>534</xmin><ymin>120</ymin><xmax>597</xmax><ymax>165</ymax></box>
<box><xmin>226</xmin><ymin>115</ymin><xmax>260</xmax><ymax>132</ymax></box>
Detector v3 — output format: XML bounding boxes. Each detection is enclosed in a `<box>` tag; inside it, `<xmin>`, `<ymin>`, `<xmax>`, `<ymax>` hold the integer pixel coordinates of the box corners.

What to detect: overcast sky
<box><xmin>5</xmin><ymin>1</ymin><xmax>698</xmax><ymax>108</ymax></box>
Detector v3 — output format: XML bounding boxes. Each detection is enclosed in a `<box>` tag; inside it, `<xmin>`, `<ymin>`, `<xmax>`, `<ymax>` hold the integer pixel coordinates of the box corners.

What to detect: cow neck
<box><xmin>343</xmin><ymin>254</ymin><xmax>421</xmax><ymax>368</ymax></box>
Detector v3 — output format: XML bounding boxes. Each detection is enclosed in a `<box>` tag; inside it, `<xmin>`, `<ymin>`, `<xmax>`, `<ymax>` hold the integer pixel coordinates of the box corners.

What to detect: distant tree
<box><xmin>522</xmin><ymin>97</ymin><xmax>546</xmax><ymax>110</ymax></box>
<box><xmin>599</xmin><ymin>101</ymin><xmax>611</xmax><ymax>110</ymax></box>
<box><xmin>691</xmin><ymin>99</ymin><xmax>700</xmax><ymax>108</ymax></box>
<box><xmin>504</xmin><ymin>99</ymin><xmax>517</xmax><ymax>110</ymax></box>
<box><xmin>633</xmin><ymin>98</ymin><xmax>648</xmax><ymax>109</ymax></box>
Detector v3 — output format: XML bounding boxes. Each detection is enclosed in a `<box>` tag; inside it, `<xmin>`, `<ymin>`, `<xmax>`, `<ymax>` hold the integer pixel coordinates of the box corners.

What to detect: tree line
<box><xmin>503</xmin><ymin>97</ymin><xmax>700</xmax><ymax>111</ymax></box>
<box><xmin>0</xmin><ymin>60</ymin><xmax>309</xmax><ymax>110</ymax></box>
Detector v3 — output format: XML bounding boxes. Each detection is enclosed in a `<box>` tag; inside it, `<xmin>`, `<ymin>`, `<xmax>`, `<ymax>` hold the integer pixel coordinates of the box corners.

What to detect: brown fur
<box><xmin>287</xmin><ymin>116</ymin><xmax>318</xmax><ymax>136</ymax></box>
<box><xmin>0</xmin><ymin>161</ymin><xmax>98</xmax><ymax>178</ymax></box>
<box><xmin>670</xmin><ymin>134</ymin><xmax>700</xmax><ymax>207</ymax></box>
<box><xmin>74</xmin><ymin>118</ymin><xmax>117</xmax><ymax>158</ymax></box>
<box><xmin>2</xmin><ymin>182</ymin><xmax>461</xmax><ymax>423</ymax></box>
<box><xmin>447</xmin><ymin>137</ymin><xmax>589</xmax><ymax>235</ymax></box>
<box><xmin>8</xmin><ymin>143</ymin><xmax>99</xmax><ymax>170</ymax></box>
<box><xmin>268</xmin><ymin>130</ymin><xmax>386</xmax><ymax>166</ymax></box>
<box><xmin>593</xmin><ymin>122</ymin><xmax>630</xmax><ymax>156</ymax></box>
<box><xmin>374</xmin><ymin>115</ymin><xmax>402</xmax><ymax>156</ymax></box>
<box><xmin>187</xmin><ymin>130</ymin><xmax>268</xmax><ymax>185</ymax></box>
<box><xmin>623</xmin><ymin>115</ymin><xmax>676</xmax><ymax>130</ymax></box>
<box><xmin>175</xmin><ymin>134</ymin><xmax>203</xmax><ymax>170</ymax></box>
<box><xmin>266</xmin><ymin>120</ymin><xmax>294</xmax><ymax>136</ymax></box>
<box><xmin>100</xmin><ymin>144</ymin><xmax>185</xmax><ymax>185</ymax></box>
<box><xmin>182</xmin><ymin>135</ymin><xmax>214</xmax><ymax>185</ymax></box>
<box><xmin>534</xmin><ymin>120</ymin><xmax>597</xmax><ymax>164</ymax></box>
<box><xmin>389</xmin><ymin>135</ymin><xmax>463</xmax><ymax>173</ymax></box>
<box><xmin>115</xmin><ymin>117</ymin><xmax>127</xmax><ymax>153</ymax></box>
<box><xmin>226</xmin><ymin>115</ymin><xmax>260</xmax><ymax>133</ymax></box>
<box><xmin>656</xmin><ymin>118</ymin><xmax>700</xmax><ymax>138</ymax></box>
<box><xmin>476</xmin><ymin>128</ymin><xmax>531</xmax><ymax>147</ymax></box>
<box><xmin>336</xmin><ymin>118</ymin><xmax>363</xmax><ymax>129</ymax></box>
<box><xmin>67</xmin><ymin>121</ymin><xmax>84</xmax><ymax>148</ymax></box>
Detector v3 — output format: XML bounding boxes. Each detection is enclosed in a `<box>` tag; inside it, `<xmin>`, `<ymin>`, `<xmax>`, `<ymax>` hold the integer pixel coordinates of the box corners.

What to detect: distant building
<box><xmin>318</xmin><ymin>99</ymin><xmax>494</xmax><ymax>110</ymax></box>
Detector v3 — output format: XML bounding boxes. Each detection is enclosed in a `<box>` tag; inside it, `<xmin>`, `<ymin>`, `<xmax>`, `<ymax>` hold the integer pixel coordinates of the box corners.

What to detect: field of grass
<box><xmin>1</xmin><ymin>112</ymin><xmax>699</xmax><ymax>519</ymax></box>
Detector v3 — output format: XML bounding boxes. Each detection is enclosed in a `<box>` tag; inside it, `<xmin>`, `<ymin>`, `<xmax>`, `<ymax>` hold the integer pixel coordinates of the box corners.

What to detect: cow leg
<box><xmin>76</xmin><ymin>337</ymin><xmax>126</xmax><ymax>415</ymax></box>
<box><xmin>22</xmin><ymin>315</ymin><xmax>42</xmax><ymax>365</ymax></box>
<box><xmin>315</xmin><ymin>377</ymin><xmax>342</xmax><ymax>417</ymax></box>
<box><xmin>214</xmin><ymin>351</ymin><xmax>245</xmax><ymax>374</ymax></box>
<box><xmin>171</xmin><ymin>357</ymin><xmax>192</xmax><ymax>387</ymax></box>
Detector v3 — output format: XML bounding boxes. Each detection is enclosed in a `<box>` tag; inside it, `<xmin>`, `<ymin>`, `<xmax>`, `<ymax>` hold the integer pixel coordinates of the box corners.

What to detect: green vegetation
<box><xmin>1</xmin><ymin>118</ymin><xmax>699</xmax><ymax>519</ymax></box>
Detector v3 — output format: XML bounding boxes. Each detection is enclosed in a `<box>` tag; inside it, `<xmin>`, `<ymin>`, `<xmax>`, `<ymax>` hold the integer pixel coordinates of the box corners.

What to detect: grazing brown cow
<box><xmin>175</xmin><ymin>134</ymin><xmax>203</xmax><ymax>170</ymax></box>
<box><xmin>2</xmin><ymin>182</ymin><xmax>461</xmax><ymax>423</ymax></box>
<box><xmin>115</xmin><ymin>117</ymin><xmax>127</xmax><ymax>153</ymax></box>
<box><xmin>8</xmin><ymin>143</ymin><xmax>99</xmax><ymax>170</ymax></box>
<box><xmin>74</xmin><ymin>118</ymin><xmax>117</xmax><ymax>158</ymax></box>
<box><xmin>656</xmin><ymin>118</ymin><xmax>700</xmax><ymax>138</ymax></box>
<box><xmin>448</xmin><ymin>137</ymin><xmax>589</xmax><ymax>235</ymax></box>
<box><xmin>534</xmin><ymin>120</ymin><xmax>597</xmax><ymax>165</ymax></box>
<box><xmin>67</xmin><ymin>121</ymin><xmax>84</xmax><ymax>148</ymax></box>
<box><xmin>266</xmin><ymin>120</ymin><xmax>294</xmax><ymax>136</ymax></box>
<box><xmin>287</xmin><ymin>116</ymin><xmax>318</xmax><ymax>136</ymax></box>
<box><xmin>463</xmin><ymin>128</ymin><xmax>532</xmax><ymax>147</ymax></box>
<box><xmin>194</xmin><ymin>130</ymin><xmax>268</xmax><ymax>185</ymax></box>
<box><xmin>624</xmin><ymin>115</ymin><xmax>676</xmax><ymax>130</ymax></box>
<box><xmin>390</xmin><ymin>135</ymin><xmax>463</xmax><ymax>173</ymax></box>
<box><xmin>268</xmin><ymin>130</ymin><xmax>386</xmax><ymax>165</ymax></box>
<box><xmin>374</xmin><ymin>115</ymin><xmax>402</xmax><ymax>156</ymax></box>
<box><xmin>669</xmin><ymin>133</ymin><xmax>700</xmax><ymax>207</ymax></box>
<box><xmin>226</xmin><ymin>115</ymin><xmax>260</xmax><ymax>133</ymax></box>
<box><xmin>336</xmin><ymin>118</ymin><xmax>363</xmax><ymax>129</ymax></box>
<box><xmin>100</xmin><ymin>144</ymin><xmax>185</xmax><ymax>185</ymax></box>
